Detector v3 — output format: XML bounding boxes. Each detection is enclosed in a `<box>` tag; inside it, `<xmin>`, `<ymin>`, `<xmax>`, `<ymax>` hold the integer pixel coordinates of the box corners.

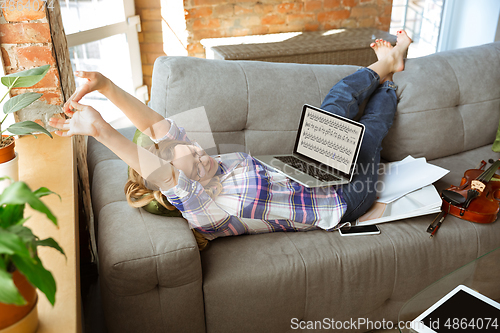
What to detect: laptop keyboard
<box><xmin>274</xmin><ymin>156</ymin><xmax>341</xmax><ymax>182</ymax></box>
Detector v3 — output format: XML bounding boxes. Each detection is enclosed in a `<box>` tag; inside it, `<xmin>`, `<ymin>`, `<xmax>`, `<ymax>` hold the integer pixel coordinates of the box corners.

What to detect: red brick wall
<box><xmin>185</xmin><ymin>0</ymin><xmax>393</xmax><ymax>58</ymax></box>
<box><xmin>135</xmin><ymin>0</ymin><xmax>166</xmax><ymax>101</ymax></box>
<box><xmin>0</xmin><ymin>1</ymin><xmax>65</xmax><ymax>125</ymax></box>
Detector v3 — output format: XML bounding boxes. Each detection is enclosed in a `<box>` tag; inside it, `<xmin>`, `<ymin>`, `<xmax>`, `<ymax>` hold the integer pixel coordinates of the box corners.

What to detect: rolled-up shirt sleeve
<box><xmin>150</xmin><ymin>118</ymin><xmax>190</xmax><ymax>144</ymax></box>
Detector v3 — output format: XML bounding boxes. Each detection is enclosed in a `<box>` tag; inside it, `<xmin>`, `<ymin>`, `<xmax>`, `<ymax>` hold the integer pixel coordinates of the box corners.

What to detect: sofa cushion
<box><xmin>384</xmin><ymin>42</ymin><xmax>500</xmax><ymax>160</ymax></box>
<box><xmin>202</xmin><ymin>207</ymin><xmax>500</xmax><ymax>333</ymax></box>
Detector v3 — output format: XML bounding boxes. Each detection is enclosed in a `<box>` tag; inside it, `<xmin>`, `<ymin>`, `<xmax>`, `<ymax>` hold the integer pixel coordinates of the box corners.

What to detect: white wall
<box><xmin>438</xmin><ymin>0</ymin><xmax>500</xmax><ymax>51</ymax></box>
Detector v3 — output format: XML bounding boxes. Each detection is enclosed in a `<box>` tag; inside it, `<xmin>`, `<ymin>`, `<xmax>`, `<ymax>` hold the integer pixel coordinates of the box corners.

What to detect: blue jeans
<box><xmin>320</xmin><ymin>68</ymin><xmax>398</xmax><ymax>223</ymax></box>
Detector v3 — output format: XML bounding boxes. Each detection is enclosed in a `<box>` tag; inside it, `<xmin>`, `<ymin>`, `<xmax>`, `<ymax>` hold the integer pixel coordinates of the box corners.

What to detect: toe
<box><xmin>398</xmin><ymin>30</ymin><xmax>409</xmax><ymax>39</ymax></box>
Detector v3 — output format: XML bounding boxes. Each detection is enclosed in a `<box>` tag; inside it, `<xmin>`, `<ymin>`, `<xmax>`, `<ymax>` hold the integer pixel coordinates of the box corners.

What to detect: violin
<box><xmin>441</xmin><ymin>159</ymin><xmax>500</xmax><ymax>224</ymax></box>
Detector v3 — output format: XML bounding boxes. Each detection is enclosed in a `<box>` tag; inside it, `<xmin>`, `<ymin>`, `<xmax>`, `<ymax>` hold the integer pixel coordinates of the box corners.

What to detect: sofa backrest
<box><xmin>384</xmin><ymin>41</ymin><xmax>500</xmax><ymax>160</ymax></box>
<box><xmin>150</xmin><ymin>42</ymin><xmax>500</xmax><ymax>161</ymax></box>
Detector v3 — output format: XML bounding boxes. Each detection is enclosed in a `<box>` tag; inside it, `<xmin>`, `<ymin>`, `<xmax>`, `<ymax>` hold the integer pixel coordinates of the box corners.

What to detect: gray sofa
<box><xmin>88</xmin><ymin>42</ymin><xmax>500</xmax><ymax>333</ymax></box>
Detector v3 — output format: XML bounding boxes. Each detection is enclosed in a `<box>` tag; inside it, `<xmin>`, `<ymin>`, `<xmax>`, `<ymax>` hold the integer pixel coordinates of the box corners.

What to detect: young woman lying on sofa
<box><xmin>49</xmin><ymin>31</ymin><xmax>412</xmax><ymax>250</ymax></box>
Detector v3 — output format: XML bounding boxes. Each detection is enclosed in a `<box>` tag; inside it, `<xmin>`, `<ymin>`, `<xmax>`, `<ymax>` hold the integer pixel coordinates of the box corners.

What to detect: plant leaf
<box><xmin>8</xmin><ymin>225</ymin><xmax>36</xmax><ymax>245</ymax></box>
<box><xmin>0</xmin><ymin>267</ymin><xmax>26</xmax><ymax>305</ymax></box>
<box><xmin>0</xmin><ymin>181</ymin><xmax>58</xmax><ymax>226</ymax></box>
<box><xmin>0</xmin><ymin>204</ymin><xmax>25</xmax><ymax>229</ymax></box>
<box><xmin>13</xmin><ymin>216</ymin><xmax>31</xmax><ymax>226</ymax></box>
<box><xmin>12</xmin><ymin>254</ymin><xmax>56</xmax><ymax>306</ymax></box>
<box><xmin>1</xmin><ymin>65</ymin><xmax>50</xmax><ymax>88</ymax></box>
<box><xmin>36</xmin><ymin>238</ymin><xmax>65</xmax><ymax>258</ymax></box>
<box><xmin>0</xmin><ymin>229</ymin><xmax>31</xmax><ymax>258</ymax></box>
<box><xmin>3</xmin><ymin>92</ymin><xmax>43</xmax><ymax>115</ymax></box>
<box><xmin>7</xmin><ymin>121</ymin><xmax>53</xmax><ymax>138</ymax></box>
<box><xmin>34</xmin><ymin>187</ymin><xmax>61</xmax><ymax>200</ymax></box>
<box><xmin>0</xmin><ymin>257</ymin><xmax>5</xmax><ymax>271</ymax></box>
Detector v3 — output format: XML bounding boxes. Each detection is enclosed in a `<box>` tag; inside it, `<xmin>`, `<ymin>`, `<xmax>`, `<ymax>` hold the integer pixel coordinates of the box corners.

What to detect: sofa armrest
<box><xmin>97</xmin><ymin>202</ymin><xmax>205</xmax><ymax>333</ymax></box>
<box><xmin>88</xmin><ymin>131</ymin><xmax>205</xmax><ymax>333</ymax></box>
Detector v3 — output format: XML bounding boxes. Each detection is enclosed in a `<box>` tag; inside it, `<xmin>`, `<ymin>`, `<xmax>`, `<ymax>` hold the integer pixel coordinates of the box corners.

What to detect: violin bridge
<box><xmin>471</xmin><ymin>180</ymin><xmax>486</xmax><ymax>193</ymax></box>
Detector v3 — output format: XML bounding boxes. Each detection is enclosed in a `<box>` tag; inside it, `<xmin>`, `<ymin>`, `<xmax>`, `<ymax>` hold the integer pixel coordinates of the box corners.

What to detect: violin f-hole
<box><xmin>494</xmin><ymin>189</ymin><xmax>500</xmax><ymax>201</ymax></box>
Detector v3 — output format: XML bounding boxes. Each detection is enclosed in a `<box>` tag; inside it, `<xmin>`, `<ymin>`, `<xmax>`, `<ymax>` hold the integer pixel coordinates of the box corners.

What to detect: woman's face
<box><xmin>171</xmin><ymin>143</ymin><xmax>218</xmax><ymax>186</ymax></box>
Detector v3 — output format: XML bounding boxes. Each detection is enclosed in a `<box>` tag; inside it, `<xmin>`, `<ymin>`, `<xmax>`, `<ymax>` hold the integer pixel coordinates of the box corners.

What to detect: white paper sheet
<box><xmin>376</xmin><ymin>156</ymin><xmax>449</xmax><ymax>204</ymax></box>
<box><xmin>357</xmin><ymin>185</ymin><xmax>442</xmax><ymax>225</ymax></box>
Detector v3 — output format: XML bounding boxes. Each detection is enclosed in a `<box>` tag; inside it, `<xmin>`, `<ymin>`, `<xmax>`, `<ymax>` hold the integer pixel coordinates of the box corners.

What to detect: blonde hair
<box><xmin>124</xmin><ymin>140</ymin><xmax>222</xmax><ymax>251</ymax></box>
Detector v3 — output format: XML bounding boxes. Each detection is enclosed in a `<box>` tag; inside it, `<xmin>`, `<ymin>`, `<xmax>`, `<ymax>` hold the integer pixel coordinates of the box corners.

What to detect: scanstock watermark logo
<box><xmin>267</xmin><ymin>156</ymin><xmax>398</xmax><ymax>193</ymax></box>
<box><xmin>290</xmin><ymin>317</ymin><xmax>427</xmax><ymax>331</ymax></box>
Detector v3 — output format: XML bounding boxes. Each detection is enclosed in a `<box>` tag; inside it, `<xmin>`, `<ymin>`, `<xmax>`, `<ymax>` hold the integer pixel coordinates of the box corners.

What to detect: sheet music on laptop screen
<box><xmin>296</xmin><ymin>107</ymin><xmax>363</xmax><ymax>175</ymax></box>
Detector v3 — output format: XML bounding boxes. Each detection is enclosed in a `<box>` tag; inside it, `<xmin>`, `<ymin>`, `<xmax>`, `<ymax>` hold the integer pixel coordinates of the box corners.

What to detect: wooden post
<box><xmin>46</xmin><ymin>0</ymin><xmax>95</xmax><ymax>260</ymax></box>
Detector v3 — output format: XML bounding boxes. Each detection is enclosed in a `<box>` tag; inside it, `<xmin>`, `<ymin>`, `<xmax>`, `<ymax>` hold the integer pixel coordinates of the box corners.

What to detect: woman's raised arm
<box><xmin>64</xmin><ymin>71</ymin><xmax>171</xmax><ymax>141</ymax></box>
<box><xmin>51</xmin><ymin>100</ymin><xmax>177</xmax><ymax>190</ymax></box>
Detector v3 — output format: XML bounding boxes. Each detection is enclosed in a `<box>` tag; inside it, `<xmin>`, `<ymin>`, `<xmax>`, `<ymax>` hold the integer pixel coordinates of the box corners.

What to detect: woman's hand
<box><xmin>64</xmin><ymin>70</ymin><xmax>168</xmax><ymax>140</ymax></box>
<box><xmin>50</xmin><ymin>100</ymin><xmax>108</xmax><ymax>139</ymax></box>
<box><xmin>52</xmin><ymin>100</ymin><xmax>175</xmax><ymax>191</ymax></box>
<box><xmin>63</xmin><ymin>71</ymin><xmax>110</xmax><ymax>116</ymax></box>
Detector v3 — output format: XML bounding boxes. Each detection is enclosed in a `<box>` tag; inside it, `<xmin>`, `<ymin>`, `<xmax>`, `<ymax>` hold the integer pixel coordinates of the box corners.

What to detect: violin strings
<box><xmin>477</xmin><ymin>160</ymin><xmax>500</xmax><ymax>183</ymax></box>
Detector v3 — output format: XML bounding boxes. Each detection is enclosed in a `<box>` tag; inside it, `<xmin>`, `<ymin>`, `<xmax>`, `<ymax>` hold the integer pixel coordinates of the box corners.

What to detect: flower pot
<box><xmin>0</xmin><ymin>298</ymin><xmax>38</xmax><ymax>333</ymax></box>
<box><xmin>0</xmin><ymin>136</ymin><xmax>15</xmax><ymax>164</ymax></box>
<box><xmin>0</xmin><ymin>152</ymin><xmax>18</xmax><ymax>193</ymax></box>
<box><xmin>0</xmin><ymin>270</ymin><xmax>38</xmax><ymax>332</ymax></box>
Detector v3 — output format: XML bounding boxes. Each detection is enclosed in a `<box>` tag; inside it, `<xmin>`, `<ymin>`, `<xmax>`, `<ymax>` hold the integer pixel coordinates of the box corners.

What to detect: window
<box><xmin>61</xmin><ymin>0</ymin><xmax>143</xmax><ymax>127</ymax></box>
<box><xmin>390</xmin><ymin>0</ymin><xmax>445</xmax><ymax>57</ymax></box>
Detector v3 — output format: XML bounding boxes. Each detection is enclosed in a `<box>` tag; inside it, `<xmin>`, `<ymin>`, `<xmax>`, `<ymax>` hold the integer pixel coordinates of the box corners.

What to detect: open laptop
<box><xmin>254</xmin><ymin>104</ymin><xmax>365</xmax><ymax>188</ymax></box>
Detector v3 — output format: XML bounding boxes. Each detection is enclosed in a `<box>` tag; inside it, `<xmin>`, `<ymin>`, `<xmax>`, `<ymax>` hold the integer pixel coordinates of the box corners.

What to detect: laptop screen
<box><xmin>294</xmin><ymin>105</ymin><xmax>365</xmax><ymax>178</ymax></box>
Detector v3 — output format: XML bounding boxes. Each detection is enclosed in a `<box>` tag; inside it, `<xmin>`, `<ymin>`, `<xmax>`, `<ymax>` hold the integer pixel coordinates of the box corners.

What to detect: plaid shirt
<box><xmin>156</xmin><ymin>119</ymin><xmax>347</xmax><ymax>240</ymax></box>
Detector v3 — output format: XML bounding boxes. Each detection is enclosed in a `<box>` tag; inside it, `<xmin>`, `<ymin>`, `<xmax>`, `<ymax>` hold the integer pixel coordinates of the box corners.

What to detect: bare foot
<box><xmin>370</xmin><ymin>39</ymin><xmax>393</xmax><ymax>61</ymax></box>
<box><xmin>396</xmin><ymin>30</ymin><xmax>413</xmax><ymax>47</ymax></box>
<box><xmin>390</xmin><ymin>30</ymin><xmax>412</xmax><ymax>73</ymax></box>
<box><xmin>367</xmin><ymin>30</ymin><xmax>412</xmax><ymax>83</ymax></box>
<box><xmin>370</xmin><ymin>38</ymin><xmax>395</xmax><ymax>83</ymax></box>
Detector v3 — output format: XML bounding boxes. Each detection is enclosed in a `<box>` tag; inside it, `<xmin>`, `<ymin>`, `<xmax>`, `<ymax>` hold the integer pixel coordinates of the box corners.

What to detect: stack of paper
<box><xmin>356</xmin><ymin>156</ymin><xmax>449</xmax><ymax>226</ymax></box>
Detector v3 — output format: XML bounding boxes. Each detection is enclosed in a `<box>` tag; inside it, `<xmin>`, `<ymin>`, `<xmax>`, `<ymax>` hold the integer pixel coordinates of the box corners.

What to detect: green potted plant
<box><xmin>0</xmin><ymin>64</ymin><xmax>53</xmax><ymax>165</ymax></box>
<box><xmin>0</xmin><ymin>179</ymin><xmax>65</xmax><ymax>332</ymax></box>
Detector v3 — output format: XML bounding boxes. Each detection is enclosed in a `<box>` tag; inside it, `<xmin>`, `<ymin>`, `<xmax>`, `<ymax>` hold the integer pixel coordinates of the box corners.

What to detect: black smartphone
<box><xmin>339</xmin><ymin>224</ymin><xmax>380</xmax><ymax>236</ymax></box>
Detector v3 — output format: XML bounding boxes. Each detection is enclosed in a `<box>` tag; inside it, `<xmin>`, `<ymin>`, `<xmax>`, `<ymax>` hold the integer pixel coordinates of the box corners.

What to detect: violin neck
<box><xmin>478</xmin><ymin>159</ymin><xmax>500</xmax><ymax>182</ymax></box>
